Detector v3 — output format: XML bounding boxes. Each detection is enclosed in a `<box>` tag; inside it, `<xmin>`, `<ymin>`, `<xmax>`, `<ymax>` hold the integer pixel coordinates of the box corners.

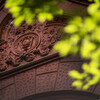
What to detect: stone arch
<box><xmin>19</xmin><ymin>90</ymin><xmax>100</xmax><ymax>100</ymax></box>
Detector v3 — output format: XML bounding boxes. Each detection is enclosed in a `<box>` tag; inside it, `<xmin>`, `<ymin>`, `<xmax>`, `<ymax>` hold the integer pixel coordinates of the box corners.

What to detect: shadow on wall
<box><xmin>19</xmin><ymin>90</ymin><xmax>100</xmax><ymax>100</ymax></box>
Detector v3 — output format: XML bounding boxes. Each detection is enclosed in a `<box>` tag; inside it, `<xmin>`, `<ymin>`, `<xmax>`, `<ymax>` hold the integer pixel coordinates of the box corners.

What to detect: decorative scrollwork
<box><xmin>12</xmin><ymin>33</ymin><xmax>40</xmax><ymax>55</ymax></box>
<box><xmin>0</xmin><ymin>16</ymin><xmax>66</xmax><ymax>72</ymax></box>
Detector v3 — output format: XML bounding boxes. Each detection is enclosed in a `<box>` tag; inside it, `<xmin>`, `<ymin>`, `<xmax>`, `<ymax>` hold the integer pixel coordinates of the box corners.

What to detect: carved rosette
<box><xmin>5</xmin><ymin>22</ymin><xmax>41</xmax><ymax>67</ymax></box>
<box><xmin>0</xmin><ymin>16</ymin><xmax>66</xmax><ymax>72</ymax></box>
<box><xmin>12</xmin><ymin>33</ymin><xmax>39</xmax><ymax>54</ymax></box>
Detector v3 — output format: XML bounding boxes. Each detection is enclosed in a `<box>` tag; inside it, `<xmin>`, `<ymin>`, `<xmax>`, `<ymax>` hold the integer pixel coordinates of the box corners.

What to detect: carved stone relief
<box><xmin>0</xmin><ymin>41</ymin><xmax>8</xmax><ymax>71</ymax></box>
<box><xmin>0</xmin><ymin>15</ymin><xmax>66</xmax><ymax>72</ymax></box>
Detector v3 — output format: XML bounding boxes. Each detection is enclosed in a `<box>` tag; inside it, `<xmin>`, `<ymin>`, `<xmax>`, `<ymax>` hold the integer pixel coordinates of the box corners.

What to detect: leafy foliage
<box><xmin>54</xmin><ymin>0</ymin><xmax>100</xmax><ymax>89</ymax></box>
<box><xmin>5</xmin><ymin>0</ymin><xmax>65</xmax><ymax>26</ymax></box>
<box><xmin>5</xmin><ymin>0</ymin><xmax>100</xmax><ymax>90</ymax></box>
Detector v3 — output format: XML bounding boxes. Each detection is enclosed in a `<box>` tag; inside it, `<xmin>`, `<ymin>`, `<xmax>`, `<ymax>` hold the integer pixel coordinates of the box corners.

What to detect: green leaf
<box><xmin>72</xmin><ymin>80</ymin><xmax>83</xmax><ymax>89</ymax></box>
<box><xmin>84</xmin><ymin>17</ymin><xmax>96</xmax><ymax>32</ymax></box>
<box><xmin>81</xmin><ymin>40</ymin><xmax>96</xmax><ymax>58</ymax></box>
<box><xmin>69</xmin><ymin>70</ymin><xmax>83</xmax><ymax>79</ymax></box>
<box><xmin>88</xmin><ymin>3</ymin><xmax>100</xmax><ymax>16</ymax></box>
<box><xmin>69</xmin><ymin>16</ymin><xmax>82</xmax><ymax>26</ymax></box>
<box><xmin>64</xmin><ymin>25</ymin><xmax>78</xmax><ymax>34</ymax></box>
<box><xmin>14</xmin><ymin>16</ymin><xmax>25</xmax><ymax>26</ymax></box>
<box><xmin>54</xmin><ymin>40</ymin><xmax>71</xmax><ymax>56</ymax></box>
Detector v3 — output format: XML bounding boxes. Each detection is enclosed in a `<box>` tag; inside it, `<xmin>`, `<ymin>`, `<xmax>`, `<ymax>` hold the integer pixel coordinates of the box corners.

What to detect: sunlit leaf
<box><xmin>54</xmin><ymin>40</ymin><xmax>71</xmax><ymax>56</ymax></box>
<box><xmin>69</xmin><ymin>70</ymin><xmax>83</xmax><ymax>79</ymax></box>
<box><xmin>64</xmin><ymin>25</ymin><xmax>78</xmax><ymax>34</ymax></box>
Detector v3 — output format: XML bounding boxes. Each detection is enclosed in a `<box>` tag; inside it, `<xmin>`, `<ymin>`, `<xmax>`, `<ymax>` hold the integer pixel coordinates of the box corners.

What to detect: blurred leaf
<box><xmin>69</xmin><ymin>70</ymin><xmax>83</xmax><ymax>79</ymax></box>
<box><xmin>5</xmin><ymin>0</ymin><xmax>66</xmax><ymax>26</ymax></box>
<box><xmin>54</xmin><ymin>0</ymin><xmax>100</xmax><ymax>90</ymax></box>
<box><xmin>53</xmin><ymin>40</ymin><xmax>71</xmax><ymax>56</ymax></box>
<box><xmin>14</xmin><ymin>16</ymin><xmax>25</xmax><ymax>26</ymax></box>
<box><xmin>72</xmin><ymin>80</ymin><xmax>83</xmax><ymax>89</ymax></box>
<box><xmin>64</xmin><ymin>25</ymin><xmax>78</xmax><ymax>34</ymax></box>
<box><xmin>81</xmin><ymin>40</ymin><xmax>96</xmax><ymax>58</ymax></box>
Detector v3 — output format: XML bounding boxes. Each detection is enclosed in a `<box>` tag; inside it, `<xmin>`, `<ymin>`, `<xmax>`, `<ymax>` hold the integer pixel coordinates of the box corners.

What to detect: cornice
<box><xmin>0</xmin><ymin>0</ymin><xmax>90</xmax><ymax>11</ymax></box>
<box><xmin>0</xmin><ymin>0</ymin><xmax>5</xmax><ymax>11</ymax></box>
<box><xmin>68</xmin><ymin>0</ymin><xmax>90</xmax><ymax>6</ymax></box>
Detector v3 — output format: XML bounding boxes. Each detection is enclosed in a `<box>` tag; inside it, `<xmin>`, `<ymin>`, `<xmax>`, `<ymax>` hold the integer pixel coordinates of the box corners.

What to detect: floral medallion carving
<box><xmin>0</xmin><ymin>15</ymin><xmax>66</xmax><ymax>72</ymax></box>
<box><xmin>12</xmin><ymin>33</ymin><xmax>40</xmax><ymax>55</ymax></box>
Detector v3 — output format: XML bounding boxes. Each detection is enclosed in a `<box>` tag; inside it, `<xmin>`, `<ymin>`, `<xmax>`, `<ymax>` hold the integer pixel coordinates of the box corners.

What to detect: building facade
<box><xmin>0</xmin><ymin>0</ymin><xmax>100</xmax><ymax>100</ymax></box>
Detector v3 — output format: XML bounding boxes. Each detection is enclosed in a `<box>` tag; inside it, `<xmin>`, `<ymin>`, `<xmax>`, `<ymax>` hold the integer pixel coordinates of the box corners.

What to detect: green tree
<box><xmin>5</xmin><ymin>0</ymin><xmax>100</xmax><ymax>90</ymax></box>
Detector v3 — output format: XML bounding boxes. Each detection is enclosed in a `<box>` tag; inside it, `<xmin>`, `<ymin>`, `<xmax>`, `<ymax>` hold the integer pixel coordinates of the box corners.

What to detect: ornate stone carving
<box><xmin>0</xmin><ymin>15</ymin><xmax>66</xmax><ymax>72</ymax></box>
<box><xmin>12</xmin><ymin>33</ymin><xmax>40</xmax><ymax>55</ymax></box>
<box><xmin>6</xmin><ymin>52</ymin><xmax>22</xmax><ymax>67</ymax></box>
<box><xmin>38</xmin><ymin>25</ymin><xmax>64</xmax><ymax>56</ymax></box>
<box><xmin>0</xmin><ymin>41</ymin><xmax>8</xmax><ymax>72</ymax></box>
<box><xmin>0</xmin><ymin>63</ymin><xmax>6</xmax><ymax>72</ymax></box>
